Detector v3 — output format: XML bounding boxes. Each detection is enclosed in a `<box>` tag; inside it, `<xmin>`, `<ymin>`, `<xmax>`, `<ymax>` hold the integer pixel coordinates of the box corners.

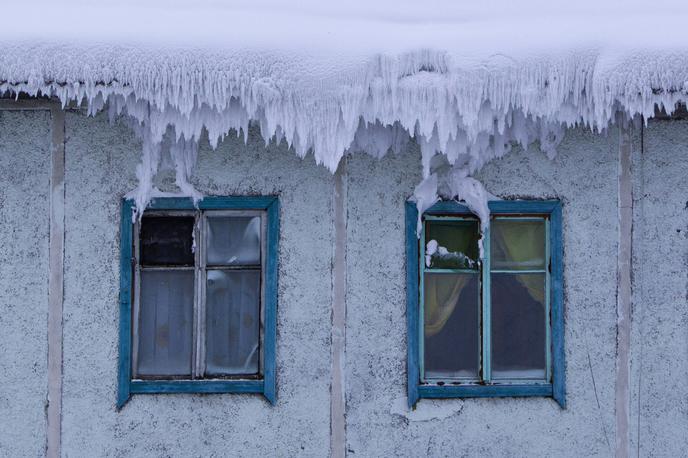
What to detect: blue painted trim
<box><xmin>550</xmin><ymin>202</ymin><xmax>566</xmax><ymax>408</ymax></box>
<box><xmin>545</xmin><ymin>219</ymin><xmax>552</xmax><ymax>382</ymax></box>
<box><xmin>117</xmin><ymin>196</ymin><xmax>279</xmax><ymax>408</ymax></box>
<box><xmin>424</xmin><ymin>268</ymin><xmax>479</xmax><ymax>274</ymax></box>
<box><xmin>130</xmin><ymin>380</ymin><xmax>264</xmax><ymax>394</ymax></box>
<box><xmin>425</xmin><ymin>200</ymin><xmax>560</xmax><ymax>216</ymax></box>
<box><xmin>407</xmin><ymin>199</ymin><xmax>565</xmax><ymax>407</ymax></box>
<box><xmin>117</xmin><ymin>199</ymin><xmax>135</xmax><ymax>410</ymax></box>
<box><xmin>481</xmin><ymin>223</ymin><xmax>492</xmax><ymax>382</ymax></box>
<box><xmin>144</xmin><ymin>196</ymin><xmax>277</xmax><ymax>211</ymax></box>
<box><xmin>263</xmin><ymin>198</ymin><xmax>280</xmax><ymax>405</ymax></box>
<box><xmin>405</xmin><ymin>202</ymin><xmax>420</xmax><ymax>408</ymax></box>
<box><xmin>418</xmin><ymin>220</ymin><xmax>425</xmax><ymax>382</ymax></box>
<box><xmin>418</xmin><ymin>383</ymin><xmax>553</xmax><ymax>399</ymax></box>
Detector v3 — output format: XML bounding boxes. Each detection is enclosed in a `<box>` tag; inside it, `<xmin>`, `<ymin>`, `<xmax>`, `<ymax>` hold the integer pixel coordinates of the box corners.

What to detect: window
<box><xmin>118</xmin><ymin>197</ymin><xmax>279</xmax><ymax>408</ymax></box>
<box><xmin>405</xmin><ymin>200</ymin><xmax>564</xmax><ymax>407</ymax></box>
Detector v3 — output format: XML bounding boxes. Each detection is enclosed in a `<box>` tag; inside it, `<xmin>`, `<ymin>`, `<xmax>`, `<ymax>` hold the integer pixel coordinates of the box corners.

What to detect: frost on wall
<box><xmin>2</xmin><ymin>11</ymin><xmax>688</xmax><ymax>227</ymax></box>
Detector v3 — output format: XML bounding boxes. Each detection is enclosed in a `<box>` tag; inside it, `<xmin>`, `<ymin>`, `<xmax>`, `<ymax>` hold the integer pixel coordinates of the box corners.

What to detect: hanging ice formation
<box><xmin>2</xmin><ymin>43</ymin><xmax>688</xmax><ymax>244</ymax></box>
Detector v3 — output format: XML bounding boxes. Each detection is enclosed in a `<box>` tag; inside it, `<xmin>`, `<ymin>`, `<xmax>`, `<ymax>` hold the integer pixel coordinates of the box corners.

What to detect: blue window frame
<box><xmin>406</xmin><ymin>200</ymin><xmax>564</xmax><ymax>408</ymax></box>
<box><xmin>118</xmin><ymin>196</ymin><xmax>279</xmax><ymax>408</ymax></box>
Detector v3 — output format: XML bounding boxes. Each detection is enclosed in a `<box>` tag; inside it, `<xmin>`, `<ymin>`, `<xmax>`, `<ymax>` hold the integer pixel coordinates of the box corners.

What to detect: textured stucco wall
<box><xmin>61</xmin><ymin>113</ymin><xmax>334</xmax><ymax>456</ymax></box>
<box><xmin>345</xmin><ymin>129</ymin><xmax>619</xmax><ymax>457</ymax></box>
<box><xmin>4</xmin><ymin>105</ymin><xmax>688</xmax><ymax>457</ymax></box>
<box><xmin>0</xmin><ymin>110</ymin><xmax>51</xmax><ymax>456</ymax></box>
<box><xmin>631</xmin><ymin>119</ymin><xmax>688</xmax><ymax>457</ymax></box>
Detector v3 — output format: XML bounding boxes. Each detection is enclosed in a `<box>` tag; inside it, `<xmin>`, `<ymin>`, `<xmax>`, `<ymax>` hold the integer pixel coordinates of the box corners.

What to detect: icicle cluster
<box><xmin>2</xmin><ymin>44</ymin><xmax>688</xmax><ymax>227</ymax></box>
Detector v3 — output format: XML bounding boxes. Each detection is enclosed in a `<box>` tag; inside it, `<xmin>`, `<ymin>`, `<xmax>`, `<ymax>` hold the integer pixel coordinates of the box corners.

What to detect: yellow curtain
<box><xmin>492</xmin><ymin>223</ymin><xmax>545</xmax><ymax>304</ymax></box>
<box><xmin>424</xmin><ymin>222</ymin><xmax>545</xmax><ymax>338</ymax></box>
<box><xmin>424</xmin><ymin>274</ymin><xmax>472</xmax><ymax>337</ymax></box>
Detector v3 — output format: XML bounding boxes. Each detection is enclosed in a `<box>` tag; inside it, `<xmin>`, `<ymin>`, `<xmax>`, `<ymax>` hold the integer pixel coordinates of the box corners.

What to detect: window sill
<box><xmin>118</xmin><ymin>379</ymin><xmax>271</xmax><ymax>409</ymax></box>
<box><xmin>417</xmin><ymin>383</ymin><xmax>563</xmax><ymax>407</ymax></box>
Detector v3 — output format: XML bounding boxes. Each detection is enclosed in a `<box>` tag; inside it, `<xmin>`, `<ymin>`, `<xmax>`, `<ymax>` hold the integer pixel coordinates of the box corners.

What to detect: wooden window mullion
<box><xmin>481</xmin><ymin>222</ymin><xmax>492</xmax><ymax>383</ymax></box>
<box><xmin>131</xmin><ymin>222</ymin><xmax>141</xmax><ymax>379</ymax></box>
<box><xmin>198</xmin><ymin>212</ymin><xmax>207</xmax><ymax>378</ymax></box>
<box><xmin>192</xmin><ymin>211</ymin><xmax>207</xmax><ymax>378</ymax></box>
<box><xmin>418</xmin><ymin>221</ymin><xmax>426</xmax><ymax>382</ymax></box>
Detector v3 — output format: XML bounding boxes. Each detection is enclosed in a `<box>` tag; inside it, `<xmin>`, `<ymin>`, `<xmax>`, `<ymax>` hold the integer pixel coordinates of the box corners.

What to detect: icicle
<box><xmin>1</xmin><ymin>44</ymin><xmax>687</xmax><ymax>215</ymax></box>
<box><xmin>446</xmin><ymin>168</ymin><xmax>496</xmax><ymax>259</ymax></box>
<box><xmin>169</xmin><ymin>135</ymin><xmax>203</xmax><ymax>204</ymax></box>
<box><xmin>412</xmin><ymin>173</ymin><xmax>439</xmax><ymax>235</ymax></box>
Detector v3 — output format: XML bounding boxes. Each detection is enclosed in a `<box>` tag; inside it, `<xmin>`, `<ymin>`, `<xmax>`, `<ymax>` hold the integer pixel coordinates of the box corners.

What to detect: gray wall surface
<box><xmin>1</xmin><ymin>105</ymin><xmax>687</xmax><ymax>457</ymax></box>
<box><xmin>0</xmin><ymin>110</ymin><xmax>51</xmax><ymax>456</ymax></box>
<box><xmin>631</xmin><ymin>119</ymin><xmax>688</xmax><ymax>457</ymax></box>
<box><xmin>61</xmin><ymin>113</ymin><xmax>334</xmax><ymax>456</ymax></box>
<box><xmin>345</xmin><ymin>129</ymin><xmax>618</xmax><ymax>457</ymax></box>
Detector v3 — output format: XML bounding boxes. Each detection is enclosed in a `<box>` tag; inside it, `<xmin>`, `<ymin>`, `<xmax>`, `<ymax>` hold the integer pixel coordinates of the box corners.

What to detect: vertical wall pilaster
<box><xmin>616</xmin><ymin>122</ymin><xmax>633</xmax><ymax>458</ymax></box>
<box><xmin>331</xmin><ymin>159</ymin><xmax>347</xmax><ymax>458</ymax></box>
<box><xmin>47</xmin><ymin>105</ymin><xmax>65</xmax><ymax>458</ymax></box>
<box><xmin>0</xmin><ymin>99</ymin><xmax>65</xmax><ymax>458</ymax></box>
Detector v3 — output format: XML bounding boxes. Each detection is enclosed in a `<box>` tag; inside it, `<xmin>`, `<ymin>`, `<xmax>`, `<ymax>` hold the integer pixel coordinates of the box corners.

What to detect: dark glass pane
<box><xmin>424</xmin><ymin>273</ymin><xmax>480</xmax><ymax>380</ymax></box>
<box><xmin>425</xmin><ymin>220</ymin><xmax>479</xmax><ymax>269</ymax></box>
<box><xmin>207</xmin><ymin>216</ymin><xmax>261</xmax><ymax>266</ymax></box>
<box><xmin>491</xmin><ymin>219</ymin><xmax>546</xmax><ymax>270</ymax></box>
<box><xmin>137</xmin><ymin>270</ymin><xmax>194</xmax><ymax>376</ymax></box>
<box><xmin>491</xmin><ymin>273</ymin><xmax>546</xmax><ymax>380</ymax></box>
<box><xmin>140</xmin><ymin>216</ymin><xmax>195</xmax><ymax>266</ymax></box>
<box><xmin>206</xmin><ymin>270</ymin><xmax>260</xmax><ymax>375</ymax></box>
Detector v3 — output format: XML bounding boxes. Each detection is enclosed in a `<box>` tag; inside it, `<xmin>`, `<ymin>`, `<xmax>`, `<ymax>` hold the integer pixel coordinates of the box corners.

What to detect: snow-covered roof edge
<box><xmin>2</xmin><ymin>10</ymin><xmax>688</xmax><ymax>240</ymax></box>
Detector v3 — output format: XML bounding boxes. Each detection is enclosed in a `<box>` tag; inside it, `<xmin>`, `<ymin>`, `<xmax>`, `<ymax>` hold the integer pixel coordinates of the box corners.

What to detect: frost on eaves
<box><xmin>1</xmin><ymin>42</ymin><xmax>687</xmax><ymax>222</ymax></box>
<box><xmin>412</xmin><ymin>154</ymin><xmax>499</xmax><ymax>259</ymax></box>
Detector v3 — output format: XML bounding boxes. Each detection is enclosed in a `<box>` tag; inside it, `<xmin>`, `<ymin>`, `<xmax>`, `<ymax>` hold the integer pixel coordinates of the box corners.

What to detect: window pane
<box><xmin>491</xmin><ymin>219</ymin><xmax>545</xmax><ymax>270</ymax></box>
<box><xmin>140</xmin><ymin>216</ymin><xmax>195</xmax><ymax>266</ymax></box>
<box><xmin>206</xmin><ymin>270</ymin><xmax>260</xmax><ymax>375</ymax></box>
<box><xmin>424</xmin><ymin>273</ymin><xmax>480</xmax><ymax>380</ymax></box>
<box><xmin>491</xmin><ymin>273</ymin><xmax>546</xmax><ymax>380</ymax></box>
<box><xmin>207</xmin><ymin>216</ymin><xmax>261</xmax><ymax>266</ymax></box>
<box><xmin>137</xmin><ymin>270</ymin><xmax>194</xmax><ymax>376</ymax></box>
<box><xmin>425</xmin><ymin>220</ymin><xmax>479</xmax><ymax>269</ymax></box>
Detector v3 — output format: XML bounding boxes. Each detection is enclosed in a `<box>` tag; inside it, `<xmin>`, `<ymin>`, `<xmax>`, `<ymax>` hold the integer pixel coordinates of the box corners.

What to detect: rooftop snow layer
<box><xmin>2</xmin><ymin>0</ymin><xmax>688</xmax><ymax>221</ymax></box>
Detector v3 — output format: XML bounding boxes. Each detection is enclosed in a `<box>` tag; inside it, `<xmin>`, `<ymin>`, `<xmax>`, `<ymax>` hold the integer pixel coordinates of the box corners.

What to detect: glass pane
<box><xmin>206</xmin><ymin>270</ymin><xmax>261</xmax><ymax>375</ymax></box>
<box><xmin>424</xmin><ymin>273</ymin><xmax>480</xmax><ymax>380</ymax></box>
<box><xmin>207</xmin><ymin>216</ymin><xmax>261</xmax><ymax>266</ymax></box>
<box><xmin>491</xmin><ymin>219</ymin><xmax>545</xmax><ymax>270</ymax></box>
<box><xmin>491</xmin><ymin>273</ymin><xmax>546</xmax><ymax>380</ymax></box>
<box><xmin>137</xmin><ymin>270</ymin><xmax>194</xmax><ymax>376</ymax></box>
<box><xmin>140</xmin><ymin>216</ymin><xmax>195</xmax><ymax>266</ymax></box>
<box><xmin>425</xmin><ymin>220</ymin><xmax>479</xmax><ymax>269</ymax></box>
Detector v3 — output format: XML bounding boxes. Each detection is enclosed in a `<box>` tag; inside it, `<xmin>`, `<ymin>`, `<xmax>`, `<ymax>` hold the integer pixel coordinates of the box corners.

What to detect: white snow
<box><xmin>425</xmin><ymin>240</ymin><xmax>440</xmax><ymax>268</ymax></box>
<box><xmin>425</xmin><ymin>240</ymin><xmax>476</xmax><ymax>270</ymax></box>
<box><xmin>2</xmin><ymin>0</ymin><xmax>688</xmax><ymax>222</ymax></box>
